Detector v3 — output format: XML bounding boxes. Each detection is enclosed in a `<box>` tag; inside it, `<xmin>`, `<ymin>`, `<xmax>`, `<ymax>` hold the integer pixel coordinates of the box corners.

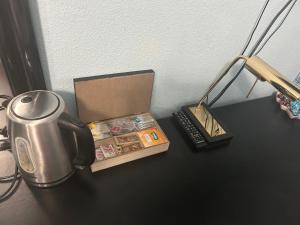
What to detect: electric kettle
<box><xmin>6</xmin><ymin>90</ymin><xmax>95</xmax><ymax>187</ymax></box>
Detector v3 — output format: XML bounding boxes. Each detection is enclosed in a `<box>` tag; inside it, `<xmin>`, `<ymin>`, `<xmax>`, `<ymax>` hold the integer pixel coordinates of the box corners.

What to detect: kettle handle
<box><xmin>58</xmin><ymin>112</ymin><xmax>95</xmax><ymax>169</ymax></box>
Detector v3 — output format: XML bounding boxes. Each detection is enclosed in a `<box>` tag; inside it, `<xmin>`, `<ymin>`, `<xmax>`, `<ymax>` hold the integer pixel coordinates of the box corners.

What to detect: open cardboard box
<box><xmin>74</xmin><ymin>70</ymin><xmax>169</xmax><ymax>172</ymax></box>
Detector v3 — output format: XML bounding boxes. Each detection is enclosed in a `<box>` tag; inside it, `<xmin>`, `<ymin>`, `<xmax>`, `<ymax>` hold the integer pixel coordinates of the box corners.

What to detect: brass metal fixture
<box><xmin>244</xmin><ymin>56</ymin><xmax>300</xmax><ymax>101</ymax></box>
<box><xmin>190</xmin><ymin>56</ymin><xmax>300</xmax><ymax>137</ymax></box>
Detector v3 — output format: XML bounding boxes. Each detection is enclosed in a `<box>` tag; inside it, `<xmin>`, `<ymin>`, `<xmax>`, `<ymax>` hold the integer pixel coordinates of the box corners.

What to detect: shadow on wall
<box><xmin>28</xmin><ymin>0</ymin><xmax>95</xmax><ymax>120</ymax></box>
<box><xmin>55</xmin><ymin>91</ymin><xmax>78</xmax><ymax>117</ymax></box>
<box><xmin>28</xmin><ymin>0</ymin><xmax>52</xmax><ymax>90</ymax></box>
<box><xmin>153</xmin><ymin>66</ymin><xmax>256</xmax><ymax>119</ymax></box>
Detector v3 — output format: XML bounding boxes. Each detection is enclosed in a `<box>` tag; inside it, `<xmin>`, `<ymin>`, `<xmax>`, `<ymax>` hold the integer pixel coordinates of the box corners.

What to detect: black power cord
<box><xmin>240</xmin><ymin>0</ymin><xmax>270</xmax><ymax>56</ymax></box>
<box><xmin>254</xmin><ymin>0</ymin><xmax>297</xmax><ymax>55</ymax></box>
<box><xmin>206</xmin><ymin>0</ymin><xmax>271</xmax><ymax>106</ymax></box>
<box><xmin>0</xmin><ymin>95</ymin><xmax>22</xmax><ymax>203</ymax></box>
<box><xmin>0</xmin><ymin>165</ymin><xmax>21</xmax><ymax>203</ymax></box>
<box><xmin>0</xmin><ymin>95</ymin><xmax>10</xmax><ymax>151</ymax></box>
<box><xmin>208</xmin><ymin>0</ymin><xmax>297</xmax><ymax>107</ymax></box>
<box><xmin>0</xmin><ymin>95</ymin><xmax>12</xmax><ymax>111</ymax></box>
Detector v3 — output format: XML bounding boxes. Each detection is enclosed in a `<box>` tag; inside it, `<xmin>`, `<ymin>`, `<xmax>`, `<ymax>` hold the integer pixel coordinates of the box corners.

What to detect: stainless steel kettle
<box><xmin>6</xmin><ymin>90</ymin><xmax>95</xmax><ymax>187</ymax></box>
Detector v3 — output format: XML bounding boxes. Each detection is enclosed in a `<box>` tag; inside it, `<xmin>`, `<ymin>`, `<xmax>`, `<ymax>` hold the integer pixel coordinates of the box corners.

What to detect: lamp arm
<box><xmin>197</xmin><ymin>55</ymin><xmax>300</xmax><ymax>110</ymax></box>
<box><xmin>197</xmin><ymin>56</ymin><xmax>246</xmax><ymax>108</ymax></box>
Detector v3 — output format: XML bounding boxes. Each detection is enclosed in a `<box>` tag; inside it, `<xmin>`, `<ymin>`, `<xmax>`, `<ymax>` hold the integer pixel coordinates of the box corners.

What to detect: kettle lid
<box><xmin>11</xmin><ymin>91</ymin><xmax>60</xmax><ymax>120</ymax></box>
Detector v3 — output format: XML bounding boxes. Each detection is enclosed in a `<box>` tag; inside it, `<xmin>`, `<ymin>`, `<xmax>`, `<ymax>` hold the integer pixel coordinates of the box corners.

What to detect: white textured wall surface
<box><xmin>29</xmin><ymin>0</ymin><xmax>300</xmax><ymax>118</ymax></box>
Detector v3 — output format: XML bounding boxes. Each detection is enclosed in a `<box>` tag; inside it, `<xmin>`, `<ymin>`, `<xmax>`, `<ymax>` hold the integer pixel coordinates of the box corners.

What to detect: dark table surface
<box><xmin>1</xmin><ymin>96</ymin><xmax>300</xmax><ymax>225</ymax></box>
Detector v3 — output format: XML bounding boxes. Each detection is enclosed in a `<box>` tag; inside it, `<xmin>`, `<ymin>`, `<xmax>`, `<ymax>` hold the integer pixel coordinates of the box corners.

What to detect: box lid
<box><xmin>74</xmin><ymin>70</ymin><xmax>154</xmax><ymax>123</ymax></box>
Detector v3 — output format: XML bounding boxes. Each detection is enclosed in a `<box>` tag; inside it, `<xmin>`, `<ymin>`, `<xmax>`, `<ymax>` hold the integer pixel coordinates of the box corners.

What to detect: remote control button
<box><xmin>173</xmin><ymin>111</ymin><xmax>207</xmax><ymax>149</ymax></box>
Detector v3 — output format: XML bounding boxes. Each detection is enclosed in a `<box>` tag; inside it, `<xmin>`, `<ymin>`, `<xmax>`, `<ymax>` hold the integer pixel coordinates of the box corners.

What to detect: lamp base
<box><xmin>174</xmin><ymin>103</ymin><xmax>233</xmax><ymax>150</ymax></box>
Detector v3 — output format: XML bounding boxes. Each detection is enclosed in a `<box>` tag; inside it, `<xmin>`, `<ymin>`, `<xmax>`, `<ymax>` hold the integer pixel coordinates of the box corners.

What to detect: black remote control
<box><xmin>173</xmin><ymin>111</ymin><xmax>208</xmax><ymax>149</ymax></box>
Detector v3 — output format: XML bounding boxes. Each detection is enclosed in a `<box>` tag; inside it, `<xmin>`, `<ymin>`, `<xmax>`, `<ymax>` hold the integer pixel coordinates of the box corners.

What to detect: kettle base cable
<box><xmin>0</xmin><ymin>165</ymin><xmax>21</xmax><ymax>203</ymax></box>
<box><xmin>0</xmin><ymin>95</ymin><xmax>21</xmax><ymax>203</ymax></box>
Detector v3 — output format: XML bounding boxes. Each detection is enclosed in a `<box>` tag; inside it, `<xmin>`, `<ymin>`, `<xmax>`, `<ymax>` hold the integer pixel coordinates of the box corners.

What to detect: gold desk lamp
<box><xmin>184</xmin><ymin>56</ymin><xmax>300</xmax><ymax>145</ymax></box>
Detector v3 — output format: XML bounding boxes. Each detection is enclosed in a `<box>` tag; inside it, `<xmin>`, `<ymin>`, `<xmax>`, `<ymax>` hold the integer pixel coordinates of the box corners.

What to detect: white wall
<box><xmin>29</xmin><ymin>0</ymin><xmax>300</xmax><ymax>118</ymax></box>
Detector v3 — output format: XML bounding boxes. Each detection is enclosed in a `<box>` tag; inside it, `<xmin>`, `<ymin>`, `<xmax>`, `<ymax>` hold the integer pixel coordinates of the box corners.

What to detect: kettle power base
<box><xmin>174</xmin><ymin>103</ymin><xmax>233</xmax><ymax>150</ymax></box>
<box><xmin>26</xmin><ymin>170</ymin><xmax>76</xmax><ymax>188</ymax></box>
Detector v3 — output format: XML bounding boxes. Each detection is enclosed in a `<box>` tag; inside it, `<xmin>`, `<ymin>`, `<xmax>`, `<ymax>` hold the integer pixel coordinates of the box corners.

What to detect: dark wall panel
<box><xmin>0</xmin><ymin>0</ymin><xmax>46</xmax><ymax>95</ymax></box>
